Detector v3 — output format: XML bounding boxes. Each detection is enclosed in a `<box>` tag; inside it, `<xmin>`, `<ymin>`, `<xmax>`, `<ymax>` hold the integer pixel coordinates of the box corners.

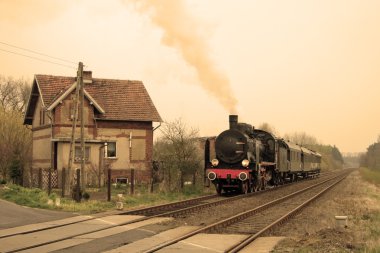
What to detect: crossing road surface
<box><xmin>0</xmin><ymin>198</ymin><xmax>76</xmax><ymax>229</ymax></box>
<box><xmin>0</xmin><ymin>199</ymin><xmax>284</xmax><ymax>252</ymax></box>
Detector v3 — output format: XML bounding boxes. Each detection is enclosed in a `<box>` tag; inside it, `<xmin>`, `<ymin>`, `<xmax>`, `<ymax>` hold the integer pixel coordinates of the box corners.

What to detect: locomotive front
<box><xmin>206</xmin><ymin>115</ymin><xmax>260</xmax><ymax>194</ymax></box>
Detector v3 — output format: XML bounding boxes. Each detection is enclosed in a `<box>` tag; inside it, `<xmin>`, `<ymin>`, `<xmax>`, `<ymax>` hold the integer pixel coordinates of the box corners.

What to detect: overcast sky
<box><xmin>1</xmin><ymin>0</ymin><xmax>379</xmax><ymax>153</ymax></box>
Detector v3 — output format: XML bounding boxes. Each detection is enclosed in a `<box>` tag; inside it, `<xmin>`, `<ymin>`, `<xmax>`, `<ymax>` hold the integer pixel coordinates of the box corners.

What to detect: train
<box><xmin>204</xmin><ymin>115</ymin><xmax>321</xmax><ymax>194</ymax></box>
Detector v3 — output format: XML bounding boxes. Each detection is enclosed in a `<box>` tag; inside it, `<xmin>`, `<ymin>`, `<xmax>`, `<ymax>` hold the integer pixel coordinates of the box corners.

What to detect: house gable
<box><xmin>47</xmin><ymin>82</ymin><xmax>105</xmax><ymax>114</ymax></box>
<box><xmin>24</xmin><ymin>79</ymin><xmax>43</xmax><ymax>125</ymax></box>
<box><xmin>23</xmin><ymin>73</ymin><xmax>162</xmax><ymax>126</ymax></box>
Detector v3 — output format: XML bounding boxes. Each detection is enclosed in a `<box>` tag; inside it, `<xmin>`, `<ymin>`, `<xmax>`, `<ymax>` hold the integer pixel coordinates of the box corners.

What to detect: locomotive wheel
<box><xmin>248</xmin><ymin>182</ymin><xmax>253</xmax><ymax>193</ymax></box>
<box><xmin>261</xmin><ymin>177</ymin><xmax>267</xmax><ymax>190</ymax></box>
<box><xmin>251</xmin><ymin>178</ymin><xmax>259</xmax><ymax>192</ymax></box>
<box><xmin>272</xmin><ymin>172</ymin><xmax>280</xmax><ymax>186</ymax></box>
<box><xmin>241</xmin><ymin>181</ymin><xmax>249</xmax><ymax>194</ymax></box>
<box><xmin>216</xmin><ymin>183</ymin><xmax>222</xmax><ymax>195</ymax></box>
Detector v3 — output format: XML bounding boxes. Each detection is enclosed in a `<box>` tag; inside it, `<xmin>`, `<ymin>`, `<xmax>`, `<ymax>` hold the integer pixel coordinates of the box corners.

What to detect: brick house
<box><xmin>23</xmin><ymin>71</ymin><xmax>162</xmax><ymax>186</ymax></box>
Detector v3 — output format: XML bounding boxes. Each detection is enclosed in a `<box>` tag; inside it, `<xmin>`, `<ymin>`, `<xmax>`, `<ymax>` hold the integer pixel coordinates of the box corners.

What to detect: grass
<box><xmin>0</xmin><ymin>183</ymin><xmax>212</xmax><ymax>214</ymax></box>
<box><xmin>363</xmin><ymin>212</ymin><xmax>380</xmax><ymax>253</ymax></box>
<box><xmin>360</xmin><ymin>167</ymin><xmax>380</xmax><ymax>186</ymax></box>
<box><xmin>359</xmin><ymin>168</ymin><xmax>380</xmax><ymax>252</ymax></box>
<box><xmin>0</xmin><ymin>184</ymin><xmax>51</xmax><ymax>209</ymax></box>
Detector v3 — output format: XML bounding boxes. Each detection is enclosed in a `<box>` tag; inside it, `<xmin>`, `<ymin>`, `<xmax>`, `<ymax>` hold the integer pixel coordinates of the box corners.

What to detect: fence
<box><xmin>25</xmin><ymin>167</ymin><xmax>152</xmax><ymax>201</ymax></box>
<box><xmin>29</xmin><ymin>168</ymin><xmax>59</xmax><ymax>189</ymax></box>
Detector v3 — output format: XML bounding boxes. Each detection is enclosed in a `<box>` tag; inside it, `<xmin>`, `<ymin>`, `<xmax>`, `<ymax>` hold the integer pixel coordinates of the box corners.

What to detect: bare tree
<box><xmin>283</xmin><ymin>131</ymin><xmax>318</xmax><ymax>146</ymax></box>
<box><xmin>154</xmin><ymin>118</ymin><xmax>202</xmax><ymax>191</ymax></box>
<box><xmin>0</xmin><ymin>76</ymin><xmax>32</xmax><ymax>182</ymax></box>
<box><xmin>0</xmin><ymin>76</ymin><xmax>31</xmax><ymax>113</ymax></box>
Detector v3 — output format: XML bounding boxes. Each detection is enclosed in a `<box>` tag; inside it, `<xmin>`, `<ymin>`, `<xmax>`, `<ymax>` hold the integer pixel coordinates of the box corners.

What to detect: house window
<box><xmin>106</xmin><ymin>142</ymin><xmax>116</xmax><ymax>158</ymax></box>
<box><xmin>40</xmin><ymin>108</ymin><xmax>45</xmax><ymax>125</ymax></box>
<box><xmin>75</xmin><ymin>146</ymin><xmax>90</xmax><ymax>162</ymax></box>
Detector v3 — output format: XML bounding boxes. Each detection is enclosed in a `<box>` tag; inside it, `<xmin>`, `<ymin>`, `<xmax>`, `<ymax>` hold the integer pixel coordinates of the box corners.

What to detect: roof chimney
<box><xmin>83</xmin><ymin>71</ymin><xmax>92</xmax><ymax>84</ymax></box>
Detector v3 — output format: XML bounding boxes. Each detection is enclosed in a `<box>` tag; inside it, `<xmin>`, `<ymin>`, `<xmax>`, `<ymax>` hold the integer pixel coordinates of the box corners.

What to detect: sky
<box><xmin>0</xmin><ymin>0</ymin><xmax>379</xmax><ymax>153</ymax></box>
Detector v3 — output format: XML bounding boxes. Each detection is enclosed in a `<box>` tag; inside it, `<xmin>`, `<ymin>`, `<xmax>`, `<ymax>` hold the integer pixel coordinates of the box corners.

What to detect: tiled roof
<box><xmin>34</xmin><ymin>74</ymin><xmax>162</xmax><ymax>122</ymax></box>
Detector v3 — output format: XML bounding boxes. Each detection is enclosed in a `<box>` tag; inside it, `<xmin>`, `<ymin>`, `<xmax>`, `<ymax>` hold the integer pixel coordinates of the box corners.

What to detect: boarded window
<box><xmin>39</xmin><ymin>108</ymin><xmax>45</xmax><ymax>125</ymax></box>
<box><xmin>131</xmin><ymin>139</ymin><xmax>146</xmax><ymax>160</ymax></box>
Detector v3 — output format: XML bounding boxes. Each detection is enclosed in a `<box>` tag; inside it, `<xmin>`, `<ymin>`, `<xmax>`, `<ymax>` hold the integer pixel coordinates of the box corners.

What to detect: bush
<box><xmin>82</xmin><ymin>192</ymin><xmax>90</xmax><ymax>201</ymax></box>
<box><xmin>0</xmin><ymin>179</ymin><xmax>6</xmax><ymax>184</ymax></box>
<box><xmin>360</xmin><ymin>167</ymin><xmax>380</xmax><ymax>186</ymax></box>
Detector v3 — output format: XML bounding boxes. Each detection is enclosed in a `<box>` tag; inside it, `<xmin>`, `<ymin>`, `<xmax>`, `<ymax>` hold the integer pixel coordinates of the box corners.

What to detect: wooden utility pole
<box><xmin>66</xmin><ymin>62</ymin><xmax>83</xmax><ymax>197</ymax></box>
<box><xmin>79</xmin><ymin>62</ymin><xmax>86</xmax><ymax>192</ymax></box>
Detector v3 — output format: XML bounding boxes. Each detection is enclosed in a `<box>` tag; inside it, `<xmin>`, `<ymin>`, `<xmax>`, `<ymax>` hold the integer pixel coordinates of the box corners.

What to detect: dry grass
<box><xmin>0</xmin><ymin>184</ymin><xmax>213</xmax><ymax>214</ymax></box>
<box><xmin>272</xmin><ymin>170</ymin><xmax>380</xmax><ymax>252</ymax></box>
<box><xmin>360</xmin><ymin>167</ymin><xmax>380</xmax><ymax>186</ymax></box>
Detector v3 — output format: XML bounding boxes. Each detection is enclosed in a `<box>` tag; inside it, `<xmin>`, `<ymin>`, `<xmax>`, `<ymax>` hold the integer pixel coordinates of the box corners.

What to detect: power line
<box><xmin>0</xmin><ymin>48</ymin><xmax>76</xmax><ymax>69</ymax></box>
<box><xmin>0</xmin><ymin>41</ymin><xmax>77</xmax><ymax>65</ymax></box>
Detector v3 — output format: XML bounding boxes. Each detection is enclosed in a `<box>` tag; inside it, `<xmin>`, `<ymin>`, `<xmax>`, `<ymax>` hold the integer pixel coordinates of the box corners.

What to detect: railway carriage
<box><xmin>205</xmin><ymin>115</ymin><xmax>322</xmax><ymax>195</ymax></box>
<box><xmin>310</xmin><ymin>150</ymin><xmax>322</xmax><ymax>171</ymax></box>
<box><xmin>277</xmin><ymin>139</ymin><xmax>302</xmax><ymax>182</ymax></box>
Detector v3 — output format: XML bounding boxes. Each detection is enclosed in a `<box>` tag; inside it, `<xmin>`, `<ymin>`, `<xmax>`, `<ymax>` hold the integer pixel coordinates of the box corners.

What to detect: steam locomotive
<box><xmin>204</xmin><ymin>115</ymin><xmax>321</xmax><ymax>194</ymax></box>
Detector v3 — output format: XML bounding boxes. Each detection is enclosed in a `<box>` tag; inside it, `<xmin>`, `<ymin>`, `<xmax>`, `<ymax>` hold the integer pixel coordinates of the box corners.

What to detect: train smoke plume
<box><xmin>126</xmin><ymin>0</ymin><xmax>237</xmax><ymax>113</ymax></box>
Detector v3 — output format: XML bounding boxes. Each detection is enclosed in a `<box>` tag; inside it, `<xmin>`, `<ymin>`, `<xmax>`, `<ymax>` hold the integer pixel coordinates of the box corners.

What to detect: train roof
<box><xmin>311</xmin><ymin>150</ymin><xmax>322</xmax><ymax>157</ymax></box>
<box><xmin>278</xmin><ymin>139</ymin><xmax>302</xmax><ymax>152</ymax></box>
<box><xmin>301</xmin><ymin>147</ymin><xmax>314</xmax><ymax>155</ymax></box>
<box><xmin>278</xmin><ymin>139</ymin><xmax>322</xmax><ymax>158</ymax></box>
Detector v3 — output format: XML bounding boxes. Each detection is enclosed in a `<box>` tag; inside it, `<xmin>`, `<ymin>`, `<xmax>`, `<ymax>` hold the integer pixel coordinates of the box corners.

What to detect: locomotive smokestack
<box><xmin>229</xmin><ymin>115</ymin><xmax>238</xmax><ymax>129</ymax></box>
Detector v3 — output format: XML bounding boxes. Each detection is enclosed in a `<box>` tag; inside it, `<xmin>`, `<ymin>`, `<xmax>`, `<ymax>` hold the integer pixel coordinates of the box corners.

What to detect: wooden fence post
<box><xmin>75</xmin><ymin>169</ymin><xmax>81</xmax><ymax>202</ymax></box>
<box><xmin>38</xmin><ymin>168</ymin><xmax>42</xmax><ymax>189</ymax></box>
<box><xmin>61</xmin><ymin>167</ymin><xmax>66</xmax><ymax>198</ymax></box>
<box><xmin>107</xmin><ymin>168</ymin><xmax>111</xmax><ymax>202</ymax></box>
<box><xmin>29</xmin><ymin>167</ymin><xmax>33</xmax><ymax>188</ymax></box>
<box><xmin>48</xmin><ymin>167</ymin><xmax>52</xmax><ymax>195</ymax></box>
<box><xmin>130</xmin><ymin>169</ymin><xmax>135</xmax><ymax>195</ymax></box>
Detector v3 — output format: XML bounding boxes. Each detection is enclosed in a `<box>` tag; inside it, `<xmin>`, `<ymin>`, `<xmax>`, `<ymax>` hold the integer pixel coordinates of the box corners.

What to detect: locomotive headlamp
<box><xmin>238</xmin><ymin>172</ymin><xmax>248</xmax><ymax>181</ymax></box>
<box><xmin>207</xmin><ymin>171</ymin><xmax>217</xmax><ymax>181</ymax></box>
<box><xmin>242</xmin><ymin>159</ymin><xmax>250</xmax><ymax>167</ymax></box>
<box><xmin>211</xmin><ymin>159</ymin><xmax>219</xmax><ymax>167</ymax></box>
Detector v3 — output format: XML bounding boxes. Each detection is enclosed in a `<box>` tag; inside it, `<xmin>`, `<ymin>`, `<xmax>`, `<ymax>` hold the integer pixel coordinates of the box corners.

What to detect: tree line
<box><xmin>360</xmin><ymin>135</ymin><xmax>380</xmax><ymax>170</ymax></box>
<box><xmin>259</xmin><ymin>122</ymin><xmax>344</xmax><ymax>170</ymax></box>
<box><xmin>0</xmin><ymin>75</ymin><xmax>32</xmax><ymax>184</ymax></box>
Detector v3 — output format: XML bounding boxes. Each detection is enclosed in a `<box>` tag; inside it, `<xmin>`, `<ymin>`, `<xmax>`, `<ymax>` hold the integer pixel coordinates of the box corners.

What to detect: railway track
<box><xmin>0</xmin><ymin>171</ymin><xmax>330</xmax><ymax>240</ymax></box>
<box><xmin>0</xmin><ymin>170</ymin><xmax>345</xmax><ymax>252</ymax></box>
<box><xmin>143</xmin><ymin>169</ymin><xmax>351</xmax><ymax>252</ymax></box>
<box><xmin>224</xmin><ymin>172</ymin><xmax>349</xmax><ymax>253</ymax></box>
<box><xmin>123</xmin><ymin>170</ymin><xmax>334</xmax><ymax>218</ymax></box>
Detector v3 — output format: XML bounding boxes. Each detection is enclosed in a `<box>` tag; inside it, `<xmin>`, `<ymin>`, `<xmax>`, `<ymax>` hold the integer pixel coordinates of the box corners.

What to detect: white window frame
<box><xmin>106</xmin><ymin>142</ymin><xmax>117</xmax><ymax>158</ymax></box>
